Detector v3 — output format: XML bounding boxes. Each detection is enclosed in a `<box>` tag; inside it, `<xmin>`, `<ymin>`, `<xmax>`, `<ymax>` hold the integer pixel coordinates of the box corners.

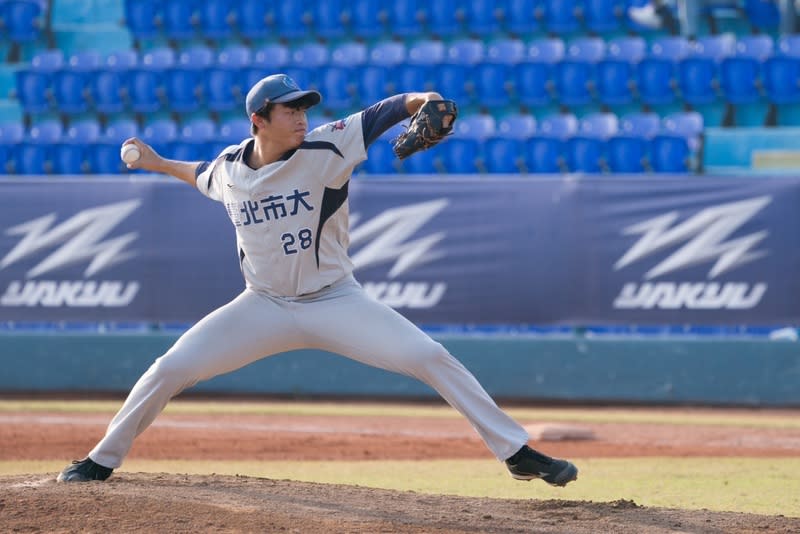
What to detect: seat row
<box><xmin>123</xmin><ymin>0</ymin><xmax>670</xmax><ymax>44</ymax></box>
<box><xmin>0</xmin><ymin>110</ymin><xmax>701</xmax><ymax>175</ymax></box>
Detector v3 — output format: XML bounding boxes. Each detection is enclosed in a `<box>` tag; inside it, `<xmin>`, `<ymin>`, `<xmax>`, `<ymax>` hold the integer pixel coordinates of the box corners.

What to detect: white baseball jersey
<box><xmin>196</xmin><ymin>115</ymin><xmax>364</xmax><ymax>297</ymax></box>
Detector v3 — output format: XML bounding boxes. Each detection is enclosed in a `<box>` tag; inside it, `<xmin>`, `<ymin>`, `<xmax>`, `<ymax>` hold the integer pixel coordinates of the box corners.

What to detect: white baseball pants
<box><xmin>89</xmin><ymin>275</ymin><xmax>529</xmax><ymax>468</ymax></box>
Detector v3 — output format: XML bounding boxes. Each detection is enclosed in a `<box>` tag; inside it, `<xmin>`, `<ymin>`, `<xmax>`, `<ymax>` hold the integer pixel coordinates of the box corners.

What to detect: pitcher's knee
<box><xmin>146</xmin><ymin>351</ymin><xmax>201</xmax><ymax>391</ymax></box>
<box><xmin>405</xmin><ymin>341</ymin><xmax>454</xmax><ymax>374</ymax></box>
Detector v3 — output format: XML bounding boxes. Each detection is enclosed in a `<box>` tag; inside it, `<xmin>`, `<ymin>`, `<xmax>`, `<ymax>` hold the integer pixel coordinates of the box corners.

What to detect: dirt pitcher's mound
<box><xmin>2</xmin><ymin>473</ymin><xmax>798</xmax><ymax>534</ymax></box>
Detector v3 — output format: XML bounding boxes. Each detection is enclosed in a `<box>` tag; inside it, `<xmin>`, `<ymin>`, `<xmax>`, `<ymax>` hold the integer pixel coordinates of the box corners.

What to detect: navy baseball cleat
<box><xmin>57</xmin><ymin>458</ymin><xmax>113</xmax><ymax>482</ymax></box>
<box><xmin>505</xmin><ymin>445</ymin><xmax>578</xmax><ymax>487</ymax></box>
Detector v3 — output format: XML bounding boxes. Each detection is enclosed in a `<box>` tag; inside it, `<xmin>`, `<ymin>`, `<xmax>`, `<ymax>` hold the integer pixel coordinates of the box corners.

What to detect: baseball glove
<box><xmin>393</xmin><ymin>100</ymin><xmax>458</xmax><ymax>159</ymax></box>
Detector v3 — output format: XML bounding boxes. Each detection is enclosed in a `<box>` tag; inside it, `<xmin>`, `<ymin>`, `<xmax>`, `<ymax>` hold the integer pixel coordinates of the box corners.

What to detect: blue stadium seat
<box><xmin>206</xmin><ymin>45</ymin><xmax>251</xmax><ymax>112</ymax></box>
<box><xmin>474</xmin><ymin>63</ymin><xmax>512</xmax><ymax>107</ymax></box>
<box><xmin>554</xmin><ymin>37</ymin><xmax>605</xmax><ymax>107</ymax></box>
<box><xmin>124</xmin><ymin>0</ymin><xmax>159</xmax><ymax>41</ymax></box>
<box><xmin>252</xmin><ymin>43</ymin><xmax>290</xmax><ymax>70</ymax></box>
<box><xmin>402</xmin><ymin>145</ymin><xmax>440</xmax><ymax>173</ymax></box>
<box><xmin>407</xmin><ymin>39</ymin><xmax>446</xmax><ymax>64</ymax></box>
<box><xmin>166</xmin><ymin>45</ymin><xmax>214</xmax><ymax>113</ymax></box>
<box><xmin>566</xmin><ymin>36</ymin><xmax>606</xmax><ymax>63</ymax></box>
<box><xmin>291</xmin><ymin>42</ymin><xmax>329</xmax><ymax>69</ymax></box>
<box><xmin>662</xmin><ymin>110</ymin><xmax>703</xmax><ymax>152</ymax></box>
<box><xmin>357</xmin><ymin>65</ymin><xmax>392</xmax><ymax>105</ymax></box>
<box><xmin>447</xmin><ymin>39</ymin><xmax>485</xmax><ymax>65</ymax></box>
<box><xmin>578</xmin><ymin>112</ymin><xmax>619</xmax><ymax>139</ymax></box>
<box><xmin>650</xmin><ymin>36</ymin><xmax>692</xmax><ymax>62</ymax></box>
<box><xmin>313</xmin><ymin>0</ymin><xmax>346</xmax><ymax>39</ymax></box>
<box><xmin>18</xmin><ymin>120</ymin><xmax>62</xmax><ymax>174</ymax></box>
<box><xmin>219</xmin><ymin>118</ymin><xmax>251</xmax><ymax>144</ymax></box>
<box><xmin>619</xmin><ymin>111</ymin><xmax>660</xmax><ymax>139</ymax></box>
<box><xmin>650</xmin><ymin>134</ymin><xmax>689</xmax><ymax>173</ymax></box>
<box><xmin>441</xmin><ymin>138</ymin><xmax>480</xmax><ymax>173</ymax></box>
<box><xmin>564</xmin><ymin>136</ymin><xmax>605</xmax><ymax>173</ymax></box>
<box><xmin>90</xmin><ymin>49</ymin><xmax>138</xmax><ymax>115</ymax></box>
<box><xmin>596</xmin><ymin>38</ymin><xmax>645</xmax><ymax>107</ymax></box>
<box><xmin>433</xmin><ymin>64</ymin><xmax>470</xmax><ymax>106</ymax></box>
<box><xmin>692</xmin><ymin>34</ymin><xmax>736</xmax><ymax>62</ymax></box>
<box><xmin>455</xmin><ymin>113</ymin><xmax>496</xmax><ymax>140</ymax></box>
<box><xmin>542</xmin><ymin>0</ymin><xmax>581</xmax><ymax>34</ymax></box>
<box><xmin>465</xmin><ymin>0</ymin><xmax>507</xmax><ymax>35</ymax></box>
<box><xmin>526</xmin><ymin>136</ymin><xmax>564</xmax><ymax>173</ymax></box>
<box><xmin>425</xmin><ymin>0</ymin><xmax>461</xmax><ymax>37</ymax></box>
<box><xmin>736</xmin><ymin>34</ymin><xmax>774</xmax><ymax>61</ymax></box>
<box><xmin>364</xmin><ymin>138</ymin><xmax>398</xmax><ymax>174</ymax></box>
<box><xmin>484</xmin><ymin>137</ymin><xmax>525</xmax><ymax>173</ymax></box>
<box><xmin>274</xmin><ymin>0</ymin><xmax>311</xmax><ymax>39</ymax></box>
<box><xmin>486</xmin><ymin>38</ymin><xmax>526</xmax><ymax>64</ymax></box>
<box><xmin>350</xmin><ymin>0</ymin><xmax>387</xmax><ymax>39</ymax></box>
<box><xmin>514</xmin><ymin>38</ymin><xmax>564</xmax><ymax>107</ymax></box>
<box><xmin>142</xmin><ymin>118</ymin><xmax>178</xmax><ymax>159</ymax></box>
<box><xmin>538</xmin><ymin>113</ymin><xmax>578</xmax><ymax>138</ymax></box>
<box><xmin>678</xmin><ymin>57</ymin><xmax>719</xmax><ymax>106</ymax></box>
<box><xmin>173</xmin><ymin>118</ymin><xmax>216</xmax><ymax>161</ymax></box>
<box><xmin>638</xmin><ymin>37</ymin><xmax>691</xmax><ymax>106</ymax></box>
<box><xmin>197</xmin><ymin>0</ymin><xmax>234</xmax><ymax>40</ymax></box>
<box><xmin>393</xmin><ymin>64</ymin><xmax>431</xmax><ymax>94</ymax></box>
<box><xmin>744</xmin><ymin>0</ymin><xmax>780</xmax><ymax>32</ymax></box>
<box><xmin>719</xmin><ymin>56</ymin><xmax>760</xmax><ymax>106</ymax></box>
<box><xmin>583</xmin><ymin>0</ymin><xmax>624</xmax><ymax>34</ymax></box>
<box><xmin>15</xmin><ymin>49</ymin><xmax>64</xmax><ymax>114</ymax></box>
<box><xmin>497</xmin><ymin>113</ymin><xmax>537</xmax><ymax>139</ymax></box>
<box><xmin>0</xmin><ymin>123</ymin><xmax>24</xmax><ymax>173</ymax></box>
<box><xmin>129</xmin><ymin>47</ymin><xmax>175</xmax><ymax>114</ymax></box>
<box><xmin>53</xmin><ymin>51</ymin><xmax>102</xmax><ymax>114</ymax></box>
<box><xmin>331</xmin><ymin>41</ymin><xmax>368</xmax><ymax>66</ymax></box>
<box><xmin>763</xmin><ymin>56</ymin><xmax>800</xmax><ymax>104</ymax></box>
<box><xmin>235</xmin><ymin>0</ymin><xmax>271</xmax><ymax>39</ymax></box>
<box><xmin>778</xmin><ymin>34</ymin><xmax>800</xmax><ymax>58</ymax></box>
<box><xmin>505</xmin><ymin>0</ymin><xmax>541</xmax><ymax>34</ymax></box>
<box><xmin>390</xmin><ymin>0</ymin><xmax>424</xmax><ymax>37</ymax></box>
<box><xmin>319</xmin><ymin>66</ymin><xmax>355</xmax><ymax>111</ymax></box>
<box><xmin>606</xmin><ymin>135</ymin><xmax>648</xmax><ymax>173</ymax></box>
<box><xmin>2</xmin><ymin>0</ymin><xmax>44</xmax><ymax>42</ymax></box>
<box><xmin>162</xmin><ymin>0</ymin><xmax>199</xmax><ymax>41</ymax></box>
<box><xmin>369</xmin><ymin>41</ymin><xmax>406</xmax><ymax>66</ymax></box>
<box><xmin>53</xmin><ymin>119</ymin><xmax>100</xmax><ymax>174</ymax></box>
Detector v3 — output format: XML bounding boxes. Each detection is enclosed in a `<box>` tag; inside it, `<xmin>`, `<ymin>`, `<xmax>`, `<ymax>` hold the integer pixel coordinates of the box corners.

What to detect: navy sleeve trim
<box><xmin>361</xmin><ymin>95</ymin><xmax>411</xmax><ymax>148</ymax></box>
<box><xmin>195</xmin><ymin>161</ymin><xmax>210</xmax><ymax>178</ymax></box>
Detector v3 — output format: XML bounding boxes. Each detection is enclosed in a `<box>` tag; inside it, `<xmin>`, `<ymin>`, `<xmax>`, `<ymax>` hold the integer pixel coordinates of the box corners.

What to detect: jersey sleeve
<box><xmin>195</xmin><ymin>144</ymin><xmax>238</xmax><ymax>202</ymax></box>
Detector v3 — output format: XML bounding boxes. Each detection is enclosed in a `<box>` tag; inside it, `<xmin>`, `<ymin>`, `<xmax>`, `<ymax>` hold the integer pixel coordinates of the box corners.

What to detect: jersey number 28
<box><xmin>281</xmin><ymin>228</ymin><xmax>313</xmax><ymax>255</ymax></box>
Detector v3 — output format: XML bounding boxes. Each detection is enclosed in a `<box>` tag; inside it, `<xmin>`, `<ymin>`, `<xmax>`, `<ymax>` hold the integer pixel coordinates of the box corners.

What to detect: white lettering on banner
<box><xmin>613</xmin><ymin>196</ymin><xmax>771</xmax><ymax>311</ymax></box>
<box><xmin>613</xmin><ymin>282</ymin><xmax>767</xmax><ymax>310</ymax></box>
<box><xmin>362</xmin><ymin>282</ymin><xmax>447</xmax><ymax>309</ymax></box>
<box><xmin>0</xmin><ymin>280</ymin><xmax>140</xmax><ymax>307</ymax></box>
<box><xmin>0</xmin><ymin>200</ymin><xmax>142</xmax><ymax>309</ymax></box>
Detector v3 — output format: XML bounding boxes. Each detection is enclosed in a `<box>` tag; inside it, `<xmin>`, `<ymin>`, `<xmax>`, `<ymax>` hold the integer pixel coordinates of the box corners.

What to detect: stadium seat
<box><xmin>274</xmin><ymin>0</ymin><xmax>311</xmax><ymax>39</ymax></box>
<box><xmin>538</xmin><ymin>113</ymin><xmax>578</xmax><ymax>138</ymax></box>
<box><xmin>393</xmin><ymin>64</ymin><xmax>432</xmax><ymax>94</ymax></box>
<box><xmin>206</xmin><ymin>45</ymin><xmax>251</xmax><ymax>112</ymax></box>
<box><xmin>554</xmin><ymin>37</ymin><xmax>605</xmax><ymax>107</ymax></box>
<box><xmin>583</xmin><ymin>0</ymin><xmax>623</xmax><ymax>33</ymax></box>
<box><xmin>357</xmin><ymin>65</ymin><xmax>392</xmax><ymax>105</ymax></box>
<box><xmin>526</xmin><ymin>136</ymin><xmax>564</xmax><ymax>173</ymax></box>
<box><xmin>578</xmin><ymin>112</ymin><xmax>618</xmax><ymax>139</ymax></box>
<box><xmin>456</xmin><ymin>113</ymin><xmax>496</xmax><ymax>140</ymax></box>
<box><xmin>596</xmin><ymin>38</ymin><xmax>645</xmax><ymax>107</ymax></box>
<box><xmin>662</xmin><ymin>110</ymin><xmax>703</xmax><ymax>150</ymax></box>
<box><xmin>129</xmin><ymin>47</ymin><xmax>175</xmax><ymax>114</ymax></box>
<box><xmin>433</xmin><ymin>64</ymin><xmax>470</xmax><ymax>107</ymax></box>
<box><xmin>124</xmin><ymin>0</ymin><xmax>159</xmax><ymax>41</ymax></box>
<box><xmin>18</xmin><ymin>119</ymin><xmax>62</xmax><ymax>174</ymax></box>
<box><xmin>0</xmin><ymin>123</ymin><xmax>24</xmax><ymax>173</ymax></box>
<box><xmin>142</xmin><ymin>118</ymin><xmax>178</xmax><ymax>159</ymax></box>
<box><xmin>542</xmin><ymin>0</ymin><xmax>581</xmax><ymax>34</ymax></box>
<box><xmin>440</xmin><ymin>138</ymin><xmax>480</xmax><ymax>173</ymax></box>
<box><xmin>606</xmin><ymin>135</ymin><xmax>648</xmax><ymax>173</ymax></box>
<box><xmin>89</xmin><ymin>119</ymin><xmax>139</xmax><ymax>174</ymax></box>
<box><xmin>486</xmin><ymin>38</ymin><xmax>526</xmax><ymax>65</ymax></box>
<box><xmin>650</xmin><ymin>36</ymin><xmax>692</xmax><ymax>62</ymax></box>
<box><xmin>678</xmin><ymin>57</ymin><xmax>719</xmax><ymax>106</ymax></box>
<box><xmin>744</xmin><ymin>0</ymin><xmax>781</xmax><ymax>32</ymax></box>
<box><xmin>369</xmin><ymin>41</ymin><xmax>406</xmax><ymax>66</ymax></box>
<box><xmin>497</xmin><ymin>113</ymin><xmax>537</xmax><ymax>139</ymax></box>
<box><xmin>484</xmin><ymin>137</ymin><xmax>525</xmax><ymax>173</ymax></box>
<box><xmin>719</xmin><ymin>55</ymin><xmax>760</xmax><ymax>106</ymax></box>
<box><xmin>252</xmin><ymin>43</ymin><xmax>290</xmax><ymax>70</ymax></box>
<box><xmin>218</xmin><ymin>118</ymin><xmax>251</xmax><ymax>144</ymax></box>
<box><xmin>350</xmin><ymin>0</ymin><xmax>387</xmax><ymax>39</ymax></box>
<box><xmin>364</xmin><ymin>138</ymin><xmax>398</xmax><ymax>174</ymax></box>
<box><xmin>166</xmin><ymin>45</ymin><xmax>214</xmax><ymax>113</ymax></box>
<box><xmin>619</xmin><ymin>111</ymin><xmax>660</xmax><ymax>138</ymax></box>
<box><xmin>291</xmin><ymin>42</ymin><xmax>329</xmax><ymax>68</ymax></box>
<box><xmin>407</xmin><ymin>39</ymin><xmax>446</xmax><ymax>64</ymax></box>
<box><xmin>402</xmin><ymin>145</ymin><xmax>440</xmax><ymax>173</ymax></box>
<box><xmin>636</xmin><ymin>58</ymin><xmax>677</xmax><ymax>106</ymax></box>
<box><xmin>235</xmin><ymin>0</ymin><xmax>271</xmax><ymax>39</ymax></box>
<box><xmin>505</xmin><ymin>0</ymin><xmax>541</xmax><ymax>34</ymax></box>
<box><xmin>318</xmin><ymin>66</ymin><xmax>355</xmax><ymax>111</ymax></box>
<box><xmin>464</xmin><ymin>0</ymin><xmax>507</xmax><ymax>35</ymax></box>
<box><xmin>650</xmin><ymin>134</ymin><xmax>690</xmax><ymax>173</ymax></box>
<box><xmin>331</xmin><ymin>42</ymin><xmax>368</xmax><ymax>67</ymax></box>
<box><xmin>162</xmin><ymin>0</ymin><xmax>199</xmax><ymax>41</ymax></box>
<box><xmin>447</xmin><ymin>39</ymin><xmax>485</xmax><ymax>65</ymax></box>
<box><xmin>474</xmin><ymin>63</ymin><xmax>512</xmax><ymax>107</ymax></box>
<box><xmin>173</xmin><ymin>117</ymin><xmax>216</xmax><ymax>161</ymax></box>
<box><xmin>313</xmin><ymin>0</ymin><xmax>346</xmax><ymax>39</ymax></box>
<box><xmin>763</xmin><ymin>56</ymin><xmax>800</xmax><ymax>104</ymax></box>
<box><xmin>53</xmin><ymin>119</ymin><xmax>100</xmax><ymax>174</ymax></box>
<box><xmin>514</xmin><ymin>38</ymin><xmax>564</xmax><ymax>107</ymax></box>
<box><xmin>197</xmin><ymin>0</ymin><xmax>234</xmax><ymax>40</ymax></box>
<box><xmin>90</xmin><ymin>49</ymin><xmax>138</xmax><ymax>115</ymax></box>
<box><xmin>2</xmin><ymin>0</ymin><xmax>44</xmax><ymax>42</ymax></box>
<box><xmin>53</xmin><ymin>51</ymin><xmax>102</xmax><ymax>114</ymax></box>
<box><xmin>735</xmin><ymin>34</ymin><xmax>775</xmax><ymax>62</ymax></box>
<box><xmin>692</xmin><ymin>34</ymin><xmax>736</xmax><ymax>62</ymax></box>
<box><xmin>15</xmin><ymin>49</ymin><xmax>64</xmax><ymax>114</ymax></box>
<box><xmin>564</xmin><ymin>136</ymin><xmax>605</xmax><ymax>173</ymax></box>
<box><xmin>778</xmin><ymin>35</ymin><xmax>800</xmax><ymax>58</ymax></box>
<box><xmin>390</xmin><ymin>0</ymin><xmax>424</xmax><ymax>37</ymax></box>
<box><xmin>425</xmin><ymin>0</ymin><xmax>461</xmax><ymax>37</ymax></box>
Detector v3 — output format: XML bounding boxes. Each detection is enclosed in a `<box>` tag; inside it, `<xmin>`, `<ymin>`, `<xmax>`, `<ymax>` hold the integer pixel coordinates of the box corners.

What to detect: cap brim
<box><xmin>272</xmin><ymin>90</ymin><xmax>322</xmax><ymax>108</ymax></box>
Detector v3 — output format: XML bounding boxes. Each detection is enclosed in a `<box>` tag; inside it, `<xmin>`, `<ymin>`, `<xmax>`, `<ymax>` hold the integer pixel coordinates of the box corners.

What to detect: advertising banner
<box><xmin>1</xmin><ymin>176</ymin><xmax>798</xmax><ymax>325</ymax></box>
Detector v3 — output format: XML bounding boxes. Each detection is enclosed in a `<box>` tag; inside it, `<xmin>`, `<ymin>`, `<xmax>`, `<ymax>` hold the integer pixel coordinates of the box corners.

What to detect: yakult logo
<box><xmin>0</xmin><ymin>200</ymin><xmax>142</xmax><ymax>308</ymax></box>
<box><xmin>613</xmin><ymin>196</ymin><xmax>770</xmax><ymax>310</ymax></box>
<box><xmin>351</xmin><ymin>199</ymin><xmax>449</xmax><ymax>309</ymax></box>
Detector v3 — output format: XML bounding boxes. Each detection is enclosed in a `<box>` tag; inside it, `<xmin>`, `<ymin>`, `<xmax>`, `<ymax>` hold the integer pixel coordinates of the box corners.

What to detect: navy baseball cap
<box><xmin>245</xmin><ymin>74</ymin><xmax>321</xmax><ymax>116</ymax></box>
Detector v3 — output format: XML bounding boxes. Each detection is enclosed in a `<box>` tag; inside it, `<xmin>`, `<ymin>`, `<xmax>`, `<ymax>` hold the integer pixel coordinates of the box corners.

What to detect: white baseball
<box><xmin>120</xmin><ymin>144</ymin><xmax>141</xmax><ymax>164</ymax></box>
